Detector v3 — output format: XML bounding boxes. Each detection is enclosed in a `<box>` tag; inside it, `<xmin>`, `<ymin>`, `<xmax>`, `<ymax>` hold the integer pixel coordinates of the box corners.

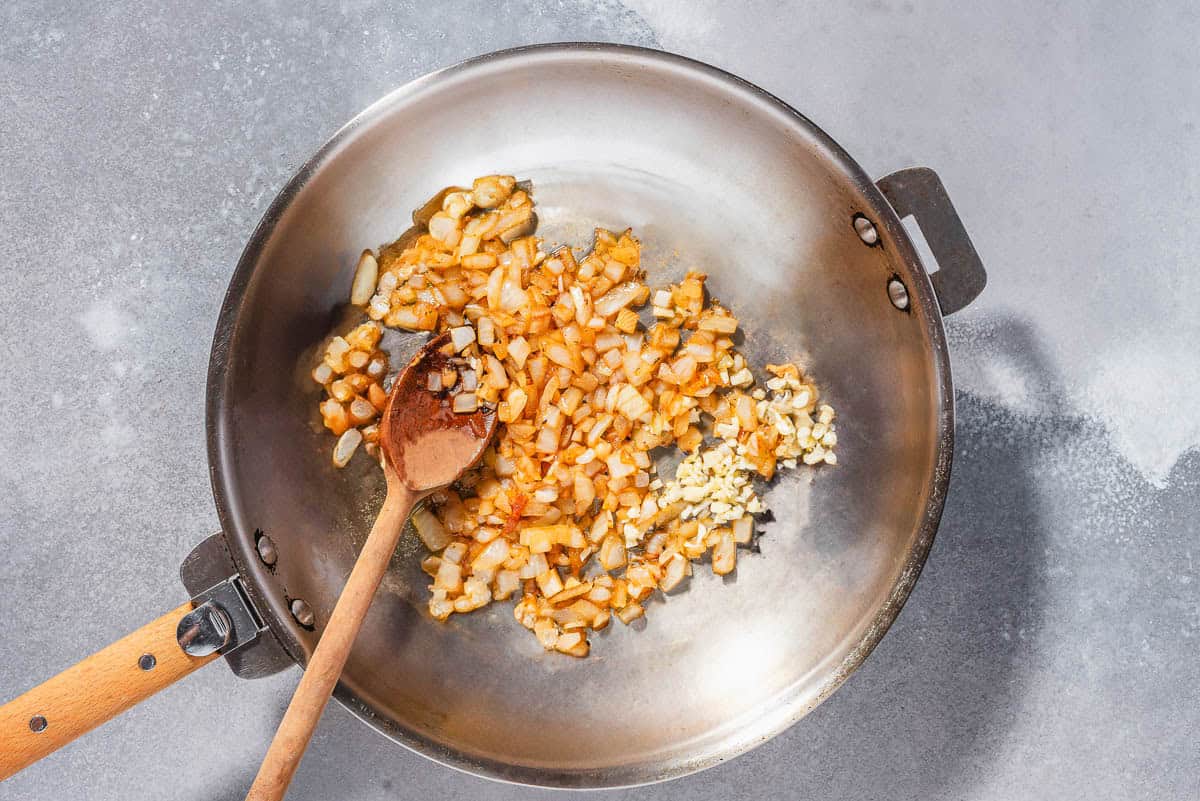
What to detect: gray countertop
<box><xmin>1</xmin><ymin>2</ymin><xmax>1197</xmax><ymax>799</ymax></box>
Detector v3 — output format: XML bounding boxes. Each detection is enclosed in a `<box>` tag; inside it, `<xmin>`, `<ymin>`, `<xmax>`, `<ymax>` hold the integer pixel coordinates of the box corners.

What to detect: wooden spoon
<box><xmin>245</xmin><ymin>331</ymin><xmax>497</xmax><ymax>801</ymax></box>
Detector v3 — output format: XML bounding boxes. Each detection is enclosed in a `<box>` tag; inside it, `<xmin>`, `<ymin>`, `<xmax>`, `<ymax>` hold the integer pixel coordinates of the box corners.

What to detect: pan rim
<box><xmin>206</xmin><ymin>41</ymin><xmax>954</xmax><ymax>789</ymax></box>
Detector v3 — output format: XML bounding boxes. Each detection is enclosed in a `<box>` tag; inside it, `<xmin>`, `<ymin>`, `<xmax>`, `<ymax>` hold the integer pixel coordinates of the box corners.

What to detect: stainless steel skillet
<box><xmin>0</xmin><ymin>43</ymin><xmax>985</xmax><ymax>789</ymax></box>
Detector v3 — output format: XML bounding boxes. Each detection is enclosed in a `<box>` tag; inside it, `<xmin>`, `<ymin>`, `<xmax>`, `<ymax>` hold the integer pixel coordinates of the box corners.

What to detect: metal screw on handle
<box><xmin>177</xmin><ymin>600</ymin><xmax>233</xmax><ymax>657</ymax></box>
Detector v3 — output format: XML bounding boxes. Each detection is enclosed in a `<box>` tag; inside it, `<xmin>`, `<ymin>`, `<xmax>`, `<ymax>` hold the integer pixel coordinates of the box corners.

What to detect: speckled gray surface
<box><xmin>1</xmin><ymin>2</ymin><xmax>1198</xmax><ymax>800</ymax></box>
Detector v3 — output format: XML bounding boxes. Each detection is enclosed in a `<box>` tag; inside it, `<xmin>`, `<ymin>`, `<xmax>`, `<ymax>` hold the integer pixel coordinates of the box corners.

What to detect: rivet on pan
<box><xmin>139</xmin><ymin>653</ymin><xmax>157</xmax><ymax>671</ymax></box>
<box><xmin>888</xmin><ymin>277</ymin><xmax>910</xmax><ymax>311</ymax></box>
<box><xmin>256</xmin><ymin>532</ymin><xmax>278</xmax><ymax>566</ymax></box>
<box><xmin>290</xmin><ymin>598</ymin><xmax>315</xmax><ymax>629</ymax></box>
<box><xmin>29</xmin><ymin>715</ymin><xmax>47</xmax><ymax>733</ymax></box>
<box><xmin>853</xmin><ymin>214</ymin><xmax>879</xmax><ymax>245</ymax></box>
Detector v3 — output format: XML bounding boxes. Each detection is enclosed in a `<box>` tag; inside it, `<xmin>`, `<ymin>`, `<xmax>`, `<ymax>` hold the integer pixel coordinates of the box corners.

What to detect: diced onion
<box><xmin>350</xmin><ymin>251</ymin><xmax>378</xmax><ymax>306</ymax></box>
<box><xmin>331</xmin><ymin>428</ymin><xmax>362</xmax><ymax>468</ymax></box>
<box><xmin>449</xmin><ymin>325</ymin><xmax>476</xmax><ymax>352</ymax></box>
<box><xmin>312</xmin><ymin>174</ymin><xmax>839</xmax><ymax>659</ymax></box>
<box><xmin>412</xmin><ymin>505</ymin><xmax>451</xmax><ymax>551</ymax></box>
<box><xmin>452</xmin><ymin>393</ymin><xmax>479</xmax><ymax>414</ymax></box>
<box><xmin>595</xmin><ymin>282</ymin><xmax>644</xmax><ymax>318</ymax></box>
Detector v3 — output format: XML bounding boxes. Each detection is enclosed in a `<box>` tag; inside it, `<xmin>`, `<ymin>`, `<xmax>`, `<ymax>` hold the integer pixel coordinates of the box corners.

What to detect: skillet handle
<box><xmin>0</xmin><ymin>602</ymin><xmax>220</xmax><ymax>779</ymax></box>
<box><xmin>876</xmin><ymin>167</ymin><xmax>987</xmax><ymax>315</ymax></box>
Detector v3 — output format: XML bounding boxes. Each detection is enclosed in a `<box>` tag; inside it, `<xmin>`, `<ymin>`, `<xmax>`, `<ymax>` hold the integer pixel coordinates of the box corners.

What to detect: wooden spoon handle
<box><xmin>0</xmin><ymin>602</ymin><xmax>218</xmax><ymax>779</ymax></box>
<box><xmin>245</xmin><ymin>482</ymin><xmax>418</xmax><ymax>801</ymax></box>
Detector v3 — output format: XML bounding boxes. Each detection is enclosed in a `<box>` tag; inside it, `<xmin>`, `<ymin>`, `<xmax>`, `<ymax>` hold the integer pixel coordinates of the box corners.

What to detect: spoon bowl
<box><xmin>381</xmin><ymin>332</ymin><xmax>497</xmax><ymax>491</ymax></box>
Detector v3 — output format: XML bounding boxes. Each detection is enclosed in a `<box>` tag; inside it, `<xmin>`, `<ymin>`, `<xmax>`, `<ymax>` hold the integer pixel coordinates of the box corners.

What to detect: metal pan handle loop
<box><xmin>877</xmin><ymin>167</ymin><xmax>987</xmax><ymax>315</ymax></box>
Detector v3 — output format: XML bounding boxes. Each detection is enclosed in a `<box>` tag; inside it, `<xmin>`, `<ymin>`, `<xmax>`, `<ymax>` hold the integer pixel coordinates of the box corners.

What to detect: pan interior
<box><xmin>211</xmin><ymin>46</ymin><xmax>947</xmax><ymax>787</ymax></box>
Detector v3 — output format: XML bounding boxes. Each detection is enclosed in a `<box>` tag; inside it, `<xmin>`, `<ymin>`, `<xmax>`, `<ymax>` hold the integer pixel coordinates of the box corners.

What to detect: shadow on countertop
<box><xmin>743</xmin><ymin>316</ymin><xmax>1059</xmax><ymax>799</ymax></box>
<box><xmin>760</xmin><ymin>392</ymin><xmax>1051</xmax><ymax>799</ymax></box>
